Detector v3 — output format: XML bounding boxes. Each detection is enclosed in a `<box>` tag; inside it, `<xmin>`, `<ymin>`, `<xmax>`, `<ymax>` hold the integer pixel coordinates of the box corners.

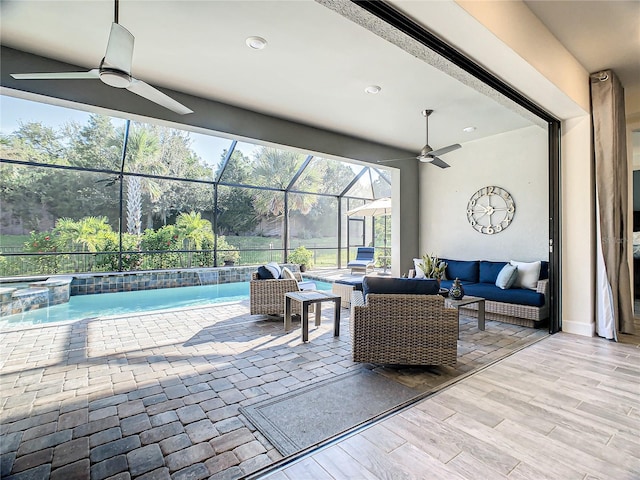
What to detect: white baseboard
<box><xmin>561</xmin><ymin>319</ymin><xmax>595</xmax><ymax>337</ymax></box>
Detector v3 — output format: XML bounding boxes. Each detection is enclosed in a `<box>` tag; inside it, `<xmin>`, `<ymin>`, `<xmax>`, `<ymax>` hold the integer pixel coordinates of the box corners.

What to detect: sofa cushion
<box><xmin>463</xmin><ymin>283</ymin><xmax>545</xmax><ymax>307</ymax></box>
<box><xmin>362</xmin><ymin>276</ymin><xmax>439</xmax><ymax>298</ymax></box>
<box><xmin>495</xmin><ymin>264</ymin><xmax>519</xmax><ymax>289</ymax></box>
<box><xmin>510</xmin><ymin>260</ymin><xmax>541</xmax><ymax>290</ymax></box>
<box><xmin>479</xmin><ymin>261</ymin><xmax>508</xmax><ymax>284</ymax></box>
<box><xmin>442</xmin><ymin>259</ymin><xmax>479</xmax><ymax>283</ymax></box>
<box><xmin>540</xmin><ymin>261</ymin><xmax>549</xmax><ymax>280</ymax></box>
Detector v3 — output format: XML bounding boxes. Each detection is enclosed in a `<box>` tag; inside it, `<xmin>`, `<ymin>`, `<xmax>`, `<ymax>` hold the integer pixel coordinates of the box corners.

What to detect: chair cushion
<box><xmin>335</xmin><ymin>278</ymin><xmax>364</xmax><ymax>291</ymax></box>
<box><xmin>362</xmin><ymin>276</ymin><xmax>440</xmax><ymax>297</ymax></box>
<box><xmin>281</xmin><ymin>267</ymin><xmax>296</xmax><ymax>280</ymax></box>
<box><xmin>256</xmin><ymin>266</ymin><xmax>275</xmax><ymax>279</ymax></box>
<box><xmin>264</xmin><ymin>262</ymin><xmax>282</xmax><ymax>279</ymax></box>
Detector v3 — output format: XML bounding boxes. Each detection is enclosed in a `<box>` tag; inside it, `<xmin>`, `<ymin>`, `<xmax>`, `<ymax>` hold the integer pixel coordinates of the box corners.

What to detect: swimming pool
<box><xmin>1</xmin><ymin>280</ymin><xmax>332</xmax><ymax>328</ymax></box>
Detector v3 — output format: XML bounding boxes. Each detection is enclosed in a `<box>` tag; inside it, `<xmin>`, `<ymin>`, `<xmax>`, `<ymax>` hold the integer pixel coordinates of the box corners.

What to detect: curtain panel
<box><xmin>591</xmin><ymin>69</ymin><xmax>634</xmax><ymax>339</ymax></box>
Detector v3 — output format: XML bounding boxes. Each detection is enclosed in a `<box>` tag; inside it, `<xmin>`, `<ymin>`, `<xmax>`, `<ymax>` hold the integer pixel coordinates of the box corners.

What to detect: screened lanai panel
<box><xmin>343</xmin><ymin>168</ymin><xmax>376</xmax><ymax>199</ymax></box>
<box><xmin>220</xmin><ymin>143</ymin><xmax>308</xmax><ymax>188</ymax></box>
<box><xmin>0</xmin><ymin>96</ymin><xmax>125</xmax><ymax>170</ymax></box>
<box><xmin>124</xmin><ymin>121</ymin><xmax>217</xmax><ymax>180</ymax></box>
<box><xmin>372</xmin><ymin>168</ymin><xmax>392</xmax><ymax>198</ymax></box>
<box><xmin>124</xmin><ymin>176</ymin><xmax>214</xmax><ymax>270</ymax></box>
<box><xmin>289</xmin><ymin>194</ymin><xmax>338</xmax><ymax>266</ymax></box>
<box><xmin>0</xmin><ymin>163</ymin><xmax>120</xmax><ymax>276</ymax></box>
<box><xmin>290</xmin><ymin>157</ymin><xmax>363</xmax><ymax>195</ymax></box>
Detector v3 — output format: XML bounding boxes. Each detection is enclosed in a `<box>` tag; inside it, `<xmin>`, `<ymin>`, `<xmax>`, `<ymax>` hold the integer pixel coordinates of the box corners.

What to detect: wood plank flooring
<box><xmin>257</xmin><ymin>330</ymin><xmax>640</xmax><ymax>479</ymax></box>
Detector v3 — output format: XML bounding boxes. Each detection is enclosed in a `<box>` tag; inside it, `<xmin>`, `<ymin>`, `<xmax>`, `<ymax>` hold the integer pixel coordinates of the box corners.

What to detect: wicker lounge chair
<box><xmin>249</xmin><ymin>271</ymin><xmax>315</xmax><ymax>316</ymax></box>
<box><xmin>347</xmin><ymin>247</ymin><xmax>376</xmax><ymax>274</ymax></box>
<box><xmin>350</xmin><ymin>290</ymin><xmax>458</xmax><ymax>365</ymax></box>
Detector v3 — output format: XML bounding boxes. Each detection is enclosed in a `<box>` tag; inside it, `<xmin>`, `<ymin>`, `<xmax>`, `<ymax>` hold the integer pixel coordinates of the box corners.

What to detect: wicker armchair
<box><xmin>250</xmin><ymin>271</ymin><xmax>312</xmax><ymax>316</ymax></box>
<box><xmin>350</xmin><ymin>291</ymin><xmax>458</xmax><ymax>366</ymax></box>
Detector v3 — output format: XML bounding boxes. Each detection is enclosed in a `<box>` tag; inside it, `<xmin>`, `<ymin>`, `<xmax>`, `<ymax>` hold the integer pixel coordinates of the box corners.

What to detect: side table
<box><xmin>444</xmin><ymin>295</ymin><xmax>486</xmax><ymax>331</ymax></box>
<box><xmin>284</xmin><ymin>291</ymin><xmax>341</xmax><ymax>342</ymax></box>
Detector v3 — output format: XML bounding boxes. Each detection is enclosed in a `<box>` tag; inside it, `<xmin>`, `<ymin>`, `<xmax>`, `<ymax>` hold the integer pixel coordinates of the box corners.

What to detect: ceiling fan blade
<box><xmin>127</xmin><ymin>78</ymin><xmax>193</xmax><ymax>115</ymax></box>
<box><xmin>428</xmin><ymin>156</ymin><xmax>451</xmax><ymax>169</ymax></box>
<box><xmin>11</xmin><ymin>69</ymin><xmax>100</xmax><ymax>80</ymax></box>
<box><xmin>429</xmin><ymin>143</ymin><xmax>461</xmax><ymax>157</ymax></box>
<box><xmin>377</xmin><ymin>158</ymin><xmax>415</xmax><ymax>164</ymax></box>
<box><xmin>104</xmin><ymin>22</ymin><xmax>134</xmax><ymax>72</ymax></box>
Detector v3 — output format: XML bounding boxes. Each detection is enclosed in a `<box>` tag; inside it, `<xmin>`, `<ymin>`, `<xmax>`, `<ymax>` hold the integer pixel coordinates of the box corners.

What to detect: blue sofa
<box><xmin>438</xmin><ymin>259</ymin><xmax>549</xmax><ymax>328</ymax></box>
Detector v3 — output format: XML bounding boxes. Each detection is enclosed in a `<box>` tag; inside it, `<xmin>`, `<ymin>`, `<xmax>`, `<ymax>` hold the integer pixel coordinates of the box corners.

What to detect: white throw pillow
<box><xmin>509</xmin><ymin>260</ymin><xmax>541</xmax><ymax>290</ymax></box>
<box><xmin>265</xmin><ymin>262</ymin><xmax>282</xmax><ymax>280</ymax></box>
<box><xmin>495</xmin><ymin>264</ymin><xmax>518</xmax><ymax>289</ymax></box>
<box><xmin>281</xmin><ymin>267</ymin><xmax>296</xmax><ymax>280</ymax></box>
<box><xmin>413</xmin><ymin>258</ymin><xmax>426</xmax><ymax>279</ymax></box>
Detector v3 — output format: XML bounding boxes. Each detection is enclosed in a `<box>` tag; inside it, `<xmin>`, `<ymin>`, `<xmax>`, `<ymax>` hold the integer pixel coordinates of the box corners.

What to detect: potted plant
<box><xmin>222</xmin><ymin>247</ymin><xmax>240</xmax><ymax>266</ymax></box>
<box><xmin>288</xmin><ymin>246</ymin><xmax>314</xmax><ymax>272</ymax></box>
<box><xmin>419</xmin><ymin>253</ymin><xmax>447</xmax><ymax>280</ymax></box>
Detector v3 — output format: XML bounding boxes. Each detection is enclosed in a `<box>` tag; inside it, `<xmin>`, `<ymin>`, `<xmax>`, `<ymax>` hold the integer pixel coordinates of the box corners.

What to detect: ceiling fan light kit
<box><xmin>9</xmin><ymin>0</ymin><xmax>193</xmax><ymax>115</ymax></box>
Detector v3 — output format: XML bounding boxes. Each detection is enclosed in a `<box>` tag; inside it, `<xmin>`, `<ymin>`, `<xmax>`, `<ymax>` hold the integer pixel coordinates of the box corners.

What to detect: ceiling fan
<box><xmin>10</xmin><ymin>0</ymin><xmax>193</xmax><ymax>115</ymax></box>
<box><xmin>379</xmin><ymin>109</ymin><xmax>461</xmax><ymax>168</ymax></box>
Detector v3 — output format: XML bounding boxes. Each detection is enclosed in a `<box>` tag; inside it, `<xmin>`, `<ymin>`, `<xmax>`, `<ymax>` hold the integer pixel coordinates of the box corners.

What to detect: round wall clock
<box><xmin>466</xmin><ymin>186</ymin><xmax>515</xmax><ymax>234</ymax></box>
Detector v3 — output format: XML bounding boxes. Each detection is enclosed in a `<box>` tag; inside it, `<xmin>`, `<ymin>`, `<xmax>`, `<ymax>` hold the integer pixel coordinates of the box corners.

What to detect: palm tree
<box><xmin>122</xmin><ymin>126</ymin><xmax>163</xmax><ymax>235</ymax></box>
<box><xmin>175</xmin><ymin>211</ymin><xmax>214</xmax><ymax>267</ymax></box>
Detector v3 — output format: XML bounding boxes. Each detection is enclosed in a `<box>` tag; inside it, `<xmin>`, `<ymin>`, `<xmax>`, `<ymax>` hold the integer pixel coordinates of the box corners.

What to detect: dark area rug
<box><xmin>240</xmin><ymin>368</ymin><xmax>419</xmax><ymax>456</ymax></box>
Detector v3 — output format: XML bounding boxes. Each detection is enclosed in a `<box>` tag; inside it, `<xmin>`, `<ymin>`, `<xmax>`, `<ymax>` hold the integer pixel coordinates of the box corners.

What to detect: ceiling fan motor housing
<box><xmin>99</xmin><ymin>68</ymin><xmax>132</xmax><ymax>88</ymax></box>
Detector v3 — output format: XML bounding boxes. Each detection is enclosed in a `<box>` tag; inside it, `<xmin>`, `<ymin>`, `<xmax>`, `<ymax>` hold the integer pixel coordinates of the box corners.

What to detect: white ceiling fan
<box><xmin>10</xmin><ymin>0</ymin><xmax>193</xmax><ymax>115</ymax></box>
<box><xmin>379</xmin><ymin>109</ymin><xmax>461</xmax><ymax>168</ymax></box>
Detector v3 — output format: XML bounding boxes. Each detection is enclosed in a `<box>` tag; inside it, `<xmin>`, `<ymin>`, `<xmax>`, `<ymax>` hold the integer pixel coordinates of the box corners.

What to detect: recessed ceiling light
<box><xmin>463</xmin><ymin>126</ymin><xmax>476</xmax><ymax>133</ymax></box>
<box><xmin>246</xmin><ymin>36</ymin><xmax>267</xmax><ymax>50</ymax></box>
<box><xmin>364</xmin><ymin>85</ymin><xmax>381</xmax><ymax>94</ymax></box>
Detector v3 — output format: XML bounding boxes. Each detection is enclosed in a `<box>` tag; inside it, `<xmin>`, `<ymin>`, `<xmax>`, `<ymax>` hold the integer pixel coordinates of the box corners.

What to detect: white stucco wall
<box><xmin>420</xmin><ymin>125</ymin><xmax>549</xmax><ymax>262</ymax></box>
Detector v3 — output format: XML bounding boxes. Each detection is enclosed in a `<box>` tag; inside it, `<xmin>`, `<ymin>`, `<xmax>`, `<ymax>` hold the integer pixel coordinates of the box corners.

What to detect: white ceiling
<box><xmin>524</xmin><ymin>0</ymin><xmax>640</xmax><ymax>98</ymax></box>
<box><xmin>0</xmin><ymin>0</ymin><xmax>536</xmax><ymax>155</ymax></box>
<box><xmin>0</xmin><ymin>0</ymin><xmax>637</xmax><ymax>156</ymax></box>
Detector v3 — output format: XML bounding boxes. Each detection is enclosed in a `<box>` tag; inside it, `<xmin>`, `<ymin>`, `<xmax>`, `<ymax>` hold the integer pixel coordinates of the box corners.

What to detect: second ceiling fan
<box><xmin>380</xmin><ymin>109</ymin><xmax>461</xmax><ymax>168</ymax></box>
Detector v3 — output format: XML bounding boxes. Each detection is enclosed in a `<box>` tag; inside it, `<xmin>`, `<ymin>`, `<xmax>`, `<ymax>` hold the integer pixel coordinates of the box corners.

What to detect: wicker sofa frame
<box><xmin>457</xmin><ymin>279</ymin><xmax>549</xmax><ymax>328</ymax></box>
<box><xmin>249</xmin><ymin>271</ymin><xmax>308</xmax><ymax>316</ymax></box>
<box><xmin>350</xmin><ymin>291</ymin><xmax>458</xmax><ymax>365</ymax></box>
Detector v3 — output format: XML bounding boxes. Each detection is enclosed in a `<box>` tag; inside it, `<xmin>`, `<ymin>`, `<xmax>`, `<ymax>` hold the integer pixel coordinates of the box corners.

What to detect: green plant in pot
<box><xmin>420</xmin><ymin>253</ymin><xmax>447</xmax><ymax>280</ymax></box>
<box><xmin>288</xmin><ymin>246</ymin><xmax>313</xmax><ymax>272</ymax></box>
<box><xmin>222</xmin><ymin>247</ymin><xmax>240</xmax><ymax>266</ymax></box>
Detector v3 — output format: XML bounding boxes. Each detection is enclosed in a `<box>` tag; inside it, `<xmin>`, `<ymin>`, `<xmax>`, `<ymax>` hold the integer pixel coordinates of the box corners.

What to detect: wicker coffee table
<box><xmin>284</xmin><ymin>291</ymin><xmax>341</xmax><ymax>342</ymax></box>
<box><xmin>444</xmin><ymin>295</ymin><xmax>486</xmax><ymax>331</ymax></box>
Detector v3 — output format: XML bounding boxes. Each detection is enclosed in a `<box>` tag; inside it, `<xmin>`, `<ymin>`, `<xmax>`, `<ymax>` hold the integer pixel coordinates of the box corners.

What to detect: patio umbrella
<box><xmin>346</xmin><ymin>197</ymin><xmax>391</xmax><ymax>272</ymax></box>
<box><xmin>346</xmin><ymin>197</ymin><xmax>391</xmax><ymax>217</ymax></box>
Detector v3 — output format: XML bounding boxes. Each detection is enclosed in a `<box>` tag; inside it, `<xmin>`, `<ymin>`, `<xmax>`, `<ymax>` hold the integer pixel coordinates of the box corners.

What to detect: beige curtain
<box><xmin>592</xmin><ymin>69</ymin><xmax>635</xmax><ymax>339</ymax></box>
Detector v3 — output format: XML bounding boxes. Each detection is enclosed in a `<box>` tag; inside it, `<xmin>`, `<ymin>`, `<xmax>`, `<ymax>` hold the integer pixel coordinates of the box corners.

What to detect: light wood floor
<box><xmin>257</xmin><ymin>328</ymin><xmax>640</xmax><ymax>479</ymax></box>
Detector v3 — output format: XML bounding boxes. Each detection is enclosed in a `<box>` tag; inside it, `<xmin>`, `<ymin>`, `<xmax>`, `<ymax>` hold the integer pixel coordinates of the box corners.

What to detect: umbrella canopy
<box><xmin>346</xmin><ymin>197</ymin><xmax>391</xmax><ymax>217</ymax></box>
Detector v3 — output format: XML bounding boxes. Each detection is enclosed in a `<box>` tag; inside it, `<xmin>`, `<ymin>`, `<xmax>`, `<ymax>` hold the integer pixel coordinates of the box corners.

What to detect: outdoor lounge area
<box><xmin>1</xmin><ymin>279</ymin><xmax>638</xmax><ymax>479</ymax></box>
<box><xmin>1</xmin><ymin>0</ymin><xmax>639</xmax><ymax>479</ymax></box>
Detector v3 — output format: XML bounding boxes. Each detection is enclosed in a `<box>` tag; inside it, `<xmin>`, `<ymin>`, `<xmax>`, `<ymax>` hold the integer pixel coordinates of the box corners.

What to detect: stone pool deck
<box><xmin>0</xmin><ymin>290</ymin><xmax>547</xmax><ymax>479</ymax></box>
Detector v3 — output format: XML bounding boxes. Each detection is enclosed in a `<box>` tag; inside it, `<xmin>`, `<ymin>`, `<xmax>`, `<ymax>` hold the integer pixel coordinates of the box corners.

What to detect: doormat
<box><xmin>240</xmin><ymin>368</ymin><xmax>418</xmax><ymax>456</ymax></box>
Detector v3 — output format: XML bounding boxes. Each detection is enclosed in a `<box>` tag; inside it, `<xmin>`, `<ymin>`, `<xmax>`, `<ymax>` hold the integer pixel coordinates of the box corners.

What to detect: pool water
<box><xmin>2</xmin><ymin>280</ymin><xmax>332</xmax><ymax>327</ymax></box>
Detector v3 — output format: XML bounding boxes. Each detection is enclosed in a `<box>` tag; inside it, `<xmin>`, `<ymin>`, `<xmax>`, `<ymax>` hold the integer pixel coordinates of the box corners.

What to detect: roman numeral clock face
<box><xmin>466</xmin><ymin>186</ymin><xmax>515</xmax><ymax>234</ymax></box>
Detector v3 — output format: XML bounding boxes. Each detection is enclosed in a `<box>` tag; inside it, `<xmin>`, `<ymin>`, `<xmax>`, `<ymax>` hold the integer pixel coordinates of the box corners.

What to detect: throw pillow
<box><xmin>413</xmin><ymin>258</ymin><xmax>426</xmax><ymax>279</ymax></box>
<box><xmin>264</xmin><ymin>262</ymin><xmax>282</xmax><ymax>280</ymax></box>
<box><xmin>509</xmin><ymin>260</ymin><xmax>541</xmax><ymax>290</ymax></box>
<box><xmin>281</xmin><ymin>267</ymin><xmax>296</xmax><ymax>280</ymax></box>
<box><xmin>495</xmin><ymin>264</ymin><xmax>518</xmax><ymax>289</ymax></box>
<box><xmin>257</xmin><ymin>266</ymin><xmax>275</xmax><ymax>279</ymax></box>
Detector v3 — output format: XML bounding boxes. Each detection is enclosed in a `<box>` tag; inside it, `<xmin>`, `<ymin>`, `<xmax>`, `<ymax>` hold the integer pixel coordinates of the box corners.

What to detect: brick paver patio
<box><xmin>0</xmin><ymin>298</ymin><xmax>547</xmax><ymax>479</ymax></box>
